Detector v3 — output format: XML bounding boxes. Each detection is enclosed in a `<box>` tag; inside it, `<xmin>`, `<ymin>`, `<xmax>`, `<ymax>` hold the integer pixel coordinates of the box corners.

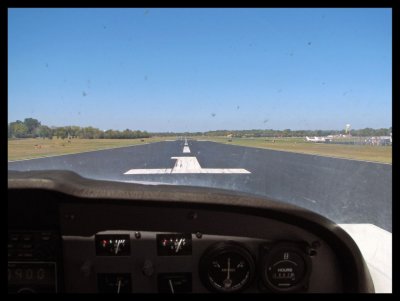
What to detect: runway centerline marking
<box><xmin>183</xmin><ymin>146</ymin><xmax>191</xmax><ymax>153</ymax></box>
<box><xmin>124</xmin><ymin>157</ymin><xmax>251</xmax><ymax>175</ymax></box>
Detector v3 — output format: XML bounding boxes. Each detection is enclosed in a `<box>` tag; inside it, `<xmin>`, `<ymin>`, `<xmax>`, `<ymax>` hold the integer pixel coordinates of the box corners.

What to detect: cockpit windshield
<box><xmin>8</xmin><ymin>8</ymin><xmax>392</xmax><ymax>232</ymax></box>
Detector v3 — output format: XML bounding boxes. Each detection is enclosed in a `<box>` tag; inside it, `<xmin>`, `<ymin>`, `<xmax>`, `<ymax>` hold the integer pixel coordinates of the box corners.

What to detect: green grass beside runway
<box><xmin>9</xmin><ymin>136</ymin><xmax>392</xmax><ymax>164</ymax></box>
<box><xmin>192</xmin><ymin>136</ymin><xmax>392</xmax><ymax>164</ymax></box>
<box><xmin>8</xmin><ymin>137</ymin><xmax>168</xmax><ymax>161</ymax></box>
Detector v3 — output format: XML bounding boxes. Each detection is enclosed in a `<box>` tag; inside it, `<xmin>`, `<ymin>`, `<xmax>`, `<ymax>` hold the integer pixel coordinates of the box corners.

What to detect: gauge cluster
<box><xmin>62</xmin><ymin>231</ymin><xmax>317</xmax><ymax>293</ymax></box>
<box><xmin>199</xmin><ymin>240</ymin><xmax>313</xmax><ymax>293</ymax></box>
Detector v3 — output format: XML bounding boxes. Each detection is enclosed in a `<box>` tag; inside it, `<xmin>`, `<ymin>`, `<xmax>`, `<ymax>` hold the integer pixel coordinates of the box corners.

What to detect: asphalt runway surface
<box><xmin>8</xmin><ymin>140</ymin><xmax>392</xmax><ymax>232</ymax></box>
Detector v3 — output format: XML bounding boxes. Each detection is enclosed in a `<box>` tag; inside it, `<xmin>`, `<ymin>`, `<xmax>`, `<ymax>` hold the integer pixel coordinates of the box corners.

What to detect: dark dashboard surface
<box><xmin>8</xmin><ymin>170</ymin><xmax>374</xmax><ymax>293</ymax></box>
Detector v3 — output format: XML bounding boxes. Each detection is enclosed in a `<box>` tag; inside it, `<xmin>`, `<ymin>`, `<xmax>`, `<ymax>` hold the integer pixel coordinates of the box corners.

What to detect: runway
<box><xmin>8</xmin><ymin>139</ymin><xmax>392</xmax><ymax>232</ymax></box>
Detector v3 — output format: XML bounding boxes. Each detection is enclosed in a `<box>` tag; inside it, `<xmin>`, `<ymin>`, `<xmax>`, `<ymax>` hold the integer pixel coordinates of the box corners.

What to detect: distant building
<box><xmin>365</xmin><ymin>136</ymin><xmax>391</xmax><ymax>146</ymax></box>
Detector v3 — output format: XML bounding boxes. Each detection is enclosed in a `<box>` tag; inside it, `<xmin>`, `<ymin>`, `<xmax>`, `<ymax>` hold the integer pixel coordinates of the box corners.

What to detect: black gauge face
<box><xmin>266</xmin><ymin>251</ymin><xmax>305</xmax><ymax>288</ymax></box>
<box><xmin>262</xmin><ymin>242</ymin><xmax>311</xmax><ymax>292</ymax></box>
<box><xmin>97</xmin><ymin>273</ymin><xmax>131</xmax><ymax>293</ymax></box>
<box><xmin>199</xmin><ymin>242</ymin><xmax>255</xmax><ymax>293</ymax></box>
<box><xmin>95</xmin><ymin>235</ymin><xmax>130</xmax><ymax>256</ymax></box>
<box><xmin>158</xmin><ymin>273</ymin><xmax>192</xmax><ymax>293</ymax></box>
<box><xmin>157</xmin><ymin>233</ymin><xmax>192</xmax><ymax>256</ymax></box>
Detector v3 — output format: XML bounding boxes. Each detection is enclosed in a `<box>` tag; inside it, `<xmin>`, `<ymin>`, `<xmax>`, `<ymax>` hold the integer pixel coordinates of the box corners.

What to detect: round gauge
<box><xmin>199</xmin><ymin>242</ymin><xmax>255</xmax><ymax>293</ymax></box>
<box><xmin>261</xmin><ymin>242</ymin><xmax>311</xmax><ymax>292</ymax></box>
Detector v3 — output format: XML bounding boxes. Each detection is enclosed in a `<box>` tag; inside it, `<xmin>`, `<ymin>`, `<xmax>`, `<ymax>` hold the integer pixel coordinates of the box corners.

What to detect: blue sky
<box><xmin>8</xmin><ymin>8</ymin><xmax>392</xmax><ymax>132</ymax></box>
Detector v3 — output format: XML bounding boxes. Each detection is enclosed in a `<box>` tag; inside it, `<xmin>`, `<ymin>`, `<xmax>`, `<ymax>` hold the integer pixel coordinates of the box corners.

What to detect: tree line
<box><xmin>152</xmin><ymin>127</ymin><xmax>392</xmax><ymax>138</ymax></box>
<box><xmin>8</xmin><ymin>118</ymin><xmax>391</xmax><ymax>139</ymax></box>
<box><xmin>8</xmin><ymin>118</ymin><xmax>150</xmax><ymax>139</ymax></box>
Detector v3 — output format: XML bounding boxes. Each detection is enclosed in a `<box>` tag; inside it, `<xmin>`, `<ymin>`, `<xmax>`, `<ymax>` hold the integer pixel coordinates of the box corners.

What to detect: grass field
<box><xmin>192</xmin><ymin>136</ymin><xmax>392</xmax><ymax>164</ymax></box>
<box><xmin>8</xmin><ymin>137</ymin><xmax>167</xmax><ymax>161</ymax></box>
<box><xmin>8</xmin><ymin>136</ymin><xmax>392</xmax><ymax>164</ymax></box>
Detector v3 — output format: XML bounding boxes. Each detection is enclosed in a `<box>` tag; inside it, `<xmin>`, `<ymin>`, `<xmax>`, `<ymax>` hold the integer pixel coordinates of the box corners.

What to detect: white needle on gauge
<box><xmin>223</xmin><ymin>257</ymin><xmax>232</xmax><ymax>288</ymax></box>
<box><xmin>176</xmin><ymin>238</ymin><xmax>183</xmax><ymax>253</ymax></box>
<box><xmin>169</xmin><ymin>279</ymin><xmax>175</xmax><ymax>294</ymax></box>
<box><xmin>115</xmin><ymin>240</ymin><xmax>121</xmax><ymax>255</ymax></box>
<box><xmin>115</xmin><ymin>242</ymin><xmax>119</xmax><ymax>255</ymax></box>
<box><xmin>117</xmin><ymin>279</ymin><xmax>121</xmax><ymax>294</ymax></box>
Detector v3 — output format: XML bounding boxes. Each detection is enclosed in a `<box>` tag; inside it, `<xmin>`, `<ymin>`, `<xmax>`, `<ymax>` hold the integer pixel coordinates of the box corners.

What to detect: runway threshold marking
<box><xmin>124</xmin><ymin>157</ymin><xmax>251</xmax><ymax>175</ymax></box>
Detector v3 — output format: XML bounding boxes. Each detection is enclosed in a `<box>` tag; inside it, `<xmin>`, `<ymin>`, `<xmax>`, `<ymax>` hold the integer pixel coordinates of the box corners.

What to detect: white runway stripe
<box><xmin>172</xmin><ymin>157</ymin><xmax>202</xmax><ymax>171</ymax></box>
<box><xmin>199</xmin><ymin>169</ymin><xmax>250</xmax><ymax>174</ymax></box>
<box><xmin>124</xmin><ymin>168</ymin><xmax>173</xmax><ymax>175</ymax></box>
<box><xmin>183</xmin><ymin>146</ymin><xmax>191</xmax><ymax>153</ymax></box>
<box><xmin>124</xmin><ymin>157</ymin><xmax>251</xmax><ymax>175</ymax></box>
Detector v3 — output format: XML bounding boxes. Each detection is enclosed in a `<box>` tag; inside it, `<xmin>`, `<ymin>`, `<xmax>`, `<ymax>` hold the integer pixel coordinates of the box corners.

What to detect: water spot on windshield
<box><xmin>211</xmin><ymin>113</ymin><xmax>216</xmax><ymax>117</ymax></box>
<box><xmin>342</xmin><ymin>90</ymin><xmax>352</xmax><ymax>96</ymax></box>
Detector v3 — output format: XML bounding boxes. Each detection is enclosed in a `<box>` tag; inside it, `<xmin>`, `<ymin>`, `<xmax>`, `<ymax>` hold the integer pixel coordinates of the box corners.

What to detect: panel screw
<box><xmin>195</xmin><ymin>232</ymin><xmax>202</xmax><ymax>239</ymax></box>
<box><xmin>308</xmin><ymin>248</ymin><xmax>317</xmax><ymax>257</ymax></box>
<box><xmin>187</xmin><ymin>212</ymin><xmax>198</xmax><ymax>220</ymax></box>
<box><xmin>134</xmin><ymin>232</ymin><xmax>141</xmax><ymax>239</ymax></box>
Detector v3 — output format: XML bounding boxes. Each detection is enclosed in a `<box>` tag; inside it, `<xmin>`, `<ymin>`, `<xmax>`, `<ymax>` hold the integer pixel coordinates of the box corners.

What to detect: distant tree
<box><xmin>376</xmin><ymin>128</ymin><xmax>389</xmax><ymax>136</ymax></box>
<box><xmin>55</xmin><ymin>127</ymin><xmax>68</xmax><ymax>139</ymax></box>
<box><xmin>9</xmin><ymin>121</ymin><xmax>29</xmax><ymax>138</ymax></box>
<box><xmin>23</xmin><ymin>118</ymin><xmax>41</xmax><ymax>135</ymax></box>
<box><xmin>69</xmin><ymin>126</ymin><xmax>81</xmax><ymax>138</ymax></box>
<box><xmin>37</xmin><ymin>125</ymin><xmax>53</xmax><ymax>139</ymax></box>
<box><xmin>283</xmin><ymin>129</ymin><xmax>291</xmax><ymax>137</ymax></box>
